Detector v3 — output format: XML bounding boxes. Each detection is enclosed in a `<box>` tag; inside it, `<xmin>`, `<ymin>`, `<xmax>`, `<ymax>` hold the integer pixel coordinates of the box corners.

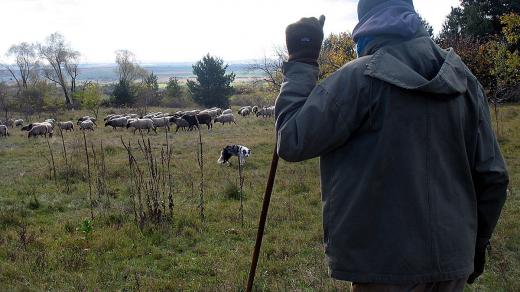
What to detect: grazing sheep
<box><xmin>58</xmin><ymin>121</ymin><xmax>74</xmax><ymax>132</ymax></box>
<box><xmin>127</xmin><ymin>118</ymin><xmax>156</xmax><ymax>134</ymax></box>
<box><xmin>222</xmin><ymin>109</ymin><xmax>232</xmax><ymax>115</ymax></box>
<box><xmin>0</xmin><ymin>125</ymin><xmax>9</xmax><ymax>137</ymax></box>
<box><xmin>181</xmin><ymin>113</ymin><xmax>213</xmax><ymax>130</ymax></box>
<box><xmin>14</xmin><ymin>119</ymin><xmax>24</xmax><ymax>127</ymax></box>
<box><xmin>28</xmin><ymin>124</ymin><xmax>51</xmax><ymax>138</ymax></box>
<box><xmin>21</xmin><ymin>124</ymin><xmax>34</xmax><ymax>131</ymax></box>
<box><xmin>256</xmin><ymin>106</ymin><xmax>275</xmax><ymax>118</ymax></box>
<box><xmin>104</xmin><ymin>117</ymin><xmax>128</xmax><ymax>129</ymax></box>
<box><xmin>77</xmin><ymin>116</ymin><xmax>97</xmax><ymax>126</ymax></box>
<box><xmin>252</xmin><ymin>106</ymin><xmax>259</xmax><ymax>114</ymax></box>
<box><xmin>214</xmin><ymin>114</ymin><xmax>237</xmax><ymax>125</ymax></box>
<box><xmin>170</xmin><ymin>117</ymin><xmax>190</xmax><ymax>133</ymax></box>
<box><xmin>238</xmin><ymin>107</ymin><xmax>251</xmax><ymax>117</ymax></box>
<box><xmin>79</xmin><ymin>120</ymin><xmax>95</xmax><ymax>131</ymax></box>
<box><xmin>151</xmin><ymin>117</ymin><xmax>171</xmax><ymax>130</ymax></box>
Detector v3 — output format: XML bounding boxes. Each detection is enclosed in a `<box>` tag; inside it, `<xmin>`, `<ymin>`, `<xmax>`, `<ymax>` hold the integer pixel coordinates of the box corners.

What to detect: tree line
<box><xmin>0</xmin><ymin>33</ymin><xmax>236</xmax><ymax>119</ymax></box>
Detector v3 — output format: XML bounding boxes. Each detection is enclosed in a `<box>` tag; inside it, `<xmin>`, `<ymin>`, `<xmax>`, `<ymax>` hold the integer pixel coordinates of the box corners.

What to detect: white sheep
<box><xmin>214</xmin><ymin>114</ymin><xmax>237</xmax><ymax>125</ymax></box>
<box><xmin>127</xmin><ymin>118</ymin><xmax>156</xmax><ymax>134</ymax></box>
<box><xmin>151</xmin><ymin>117</ymin><xmax>171</xmax><ymax>129</ymax></box>
<box><xmin>222</xmin><ymin>109</ymin><xmax>233</xmax><ymax>115</ymax></box>
<box><xmin>0</xmin><ymin>125</ymin><xmax>9</xmax><ymax>137</ymax></box>
<box><xmin>80</xmin><ymin>120</ymin><xmax>95</xmax><ymax>131</ymax></box>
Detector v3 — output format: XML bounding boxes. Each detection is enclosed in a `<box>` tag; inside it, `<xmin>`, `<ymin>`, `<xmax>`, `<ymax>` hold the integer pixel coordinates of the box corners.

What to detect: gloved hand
<box><xmin>285</xmin><ymin>15</ymin><xmax>326</xmax><ymax>66</ymax></box>
<box><xmin>467</xmin><ymin>238</ymin><xmax>491</xmax><ymax>284</ymax></box>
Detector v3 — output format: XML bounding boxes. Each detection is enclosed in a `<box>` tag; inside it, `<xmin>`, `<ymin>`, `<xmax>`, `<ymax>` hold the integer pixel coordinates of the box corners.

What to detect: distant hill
<box><xmin>0</xmin><ymin>62</ymin><xmax>264</xmax><ymax>84</ymax></box>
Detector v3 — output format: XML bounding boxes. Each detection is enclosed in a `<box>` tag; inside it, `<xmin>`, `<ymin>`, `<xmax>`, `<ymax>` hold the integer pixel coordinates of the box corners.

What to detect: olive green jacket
<box><xmin>275</xmin><ymin>36</ymin><xmax>509</xmax><ymax>283</ymax></box>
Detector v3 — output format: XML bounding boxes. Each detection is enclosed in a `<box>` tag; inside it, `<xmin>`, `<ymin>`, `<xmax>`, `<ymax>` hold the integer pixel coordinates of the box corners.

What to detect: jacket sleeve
<box><xmin>473</xmin><ymin>93</ymin><xmax>509</xmax><ymax>242</ymax></box>
<box><xmin>275</xmin><ymin>61</ymin><xmax>365</xmax><ymax>162</ymax></box>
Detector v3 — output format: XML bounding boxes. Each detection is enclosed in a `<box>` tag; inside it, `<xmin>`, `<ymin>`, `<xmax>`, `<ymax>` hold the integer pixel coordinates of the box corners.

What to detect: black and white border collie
<box><xmin>218</xmin><ymin>145</ymin><xmax>251</xmax><ymax>166</ymax></box>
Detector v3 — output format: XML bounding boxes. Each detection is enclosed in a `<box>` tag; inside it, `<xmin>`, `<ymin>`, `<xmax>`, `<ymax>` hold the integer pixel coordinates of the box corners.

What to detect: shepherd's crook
<box><xmin>246</xmin><ymin>144</ymin><xmax>279</xmax><ymax>292</ymax></box>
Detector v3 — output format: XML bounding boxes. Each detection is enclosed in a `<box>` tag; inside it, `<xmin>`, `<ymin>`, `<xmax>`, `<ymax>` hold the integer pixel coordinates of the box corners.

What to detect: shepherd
<box><xmin>275</xmin><ymin>0</ymin><xmax>509</xmax><ymax>291</ymax></box>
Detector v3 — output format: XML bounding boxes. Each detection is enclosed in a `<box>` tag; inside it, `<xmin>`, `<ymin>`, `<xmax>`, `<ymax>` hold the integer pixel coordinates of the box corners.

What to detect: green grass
<box><xmin>0</xmin><ymin>105</ymin><xmax>519</xmax><ymax>291</ymax></box>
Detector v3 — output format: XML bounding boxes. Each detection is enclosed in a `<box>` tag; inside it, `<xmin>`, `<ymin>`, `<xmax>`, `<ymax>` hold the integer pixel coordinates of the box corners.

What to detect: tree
<box><xmin>115</xmin><ymin>50</ymin><xmax>146</xmax><ymax>83</ymax></box>
<box><xmin>248</xmin><ymin>46</ymin><xmax>287</xmax><ymax>92</ymax></box>
<box><xmin>166</xmin><ymin>76</ymin><xmax>182</xmax><ymax>98</ymax></box>
<box><xmin>2</xmin><ymin>42</ymin><xmax>39</xmax><ymax>93</ymax></box>
<box><xmin>112</xmin><ymin>79</ymin><xmax>135</xmax><ymax>106</ymax></box>
<box><xmin>78</xmin><ymin>83</ymin><xmax>105</xmax><ymax>119</ymax></box>
<box><xmin>135</xmin><ymin>72</ymin><xmax>160</xmax><ymax>112</ymax></box>
<box><xmin>418</xmin><ymin>15</ymin><xmax>434</xmax><ymax>38</ymax></box>
<box><xmin>318</xmin><ymin>32</ymin><xmax>357</xmax><ymax>79</ymax></box>
<box><xmin>487</xmin><ymin>13</ymin><xmax>520</xmax><ymax>102</ymax></box>
<box><xmin>0</xmin><ymin>82</ymin><xmax>14</xmax><ymax>121</ymax></box>
<box><xmin>38</xmin><ymin>33</ymin><xmax>80</xmax><ymax>106</ymax></box>
<box><xmin>439</xmin><ymin>0</ymin><xmax>520</xmax><ymax>44</ymax></box>
<box><xmin>187</xmin><ymin>54</ymin><xmax>235</xmax><ymax>108</ymax></box>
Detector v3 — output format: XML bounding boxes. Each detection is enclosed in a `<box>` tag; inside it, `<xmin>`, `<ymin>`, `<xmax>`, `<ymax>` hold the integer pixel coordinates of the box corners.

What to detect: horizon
<box><xmin>0</xmin><ymin>0</ymin><xmax>460</xmax><ymax>64</ymax></box>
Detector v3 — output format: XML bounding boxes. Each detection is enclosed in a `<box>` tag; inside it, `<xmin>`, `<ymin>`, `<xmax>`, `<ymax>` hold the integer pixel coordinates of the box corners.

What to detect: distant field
<box><xmin>0</xmin><ymin>106</ymin><xmax>518</xmax><ymax>291</ymax></box>
<box><xmin>0</xmin><ymin>63</ymin><xmax>264</xmax><ymax>84</ymax></box>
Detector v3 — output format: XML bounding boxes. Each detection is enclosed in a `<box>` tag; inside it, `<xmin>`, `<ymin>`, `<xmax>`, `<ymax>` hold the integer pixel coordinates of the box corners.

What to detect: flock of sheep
<box><xmin>0</xmin><ymin>105</ymin><xmax>275</xmax><ymax>138</ymax></box>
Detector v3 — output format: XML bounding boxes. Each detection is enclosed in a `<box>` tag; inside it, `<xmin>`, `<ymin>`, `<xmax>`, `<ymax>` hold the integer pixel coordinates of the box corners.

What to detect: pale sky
<box><xmin>0</xmin><ymin>0</ymin><xmax>460</xmax><ymax>63</ymax></box>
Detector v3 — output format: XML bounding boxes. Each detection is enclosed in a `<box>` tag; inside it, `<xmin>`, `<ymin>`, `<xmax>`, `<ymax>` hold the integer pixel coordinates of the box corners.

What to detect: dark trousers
<box><xmin>351</xmin><ymin>279</ymin><xmax>466</xmax><ymax>292</ymax></box>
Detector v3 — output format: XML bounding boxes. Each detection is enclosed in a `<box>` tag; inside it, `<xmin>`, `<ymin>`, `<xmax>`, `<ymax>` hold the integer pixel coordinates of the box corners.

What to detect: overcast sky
<box><xmin>0</xmin><ymin>0</ymin><xmax>460</xmax><ymax>64</ymax></box>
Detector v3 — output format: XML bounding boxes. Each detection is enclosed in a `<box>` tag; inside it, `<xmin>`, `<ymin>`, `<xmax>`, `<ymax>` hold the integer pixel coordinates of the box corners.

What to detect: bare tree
<box><xmin>115</xmin><ymin>50</ymin><xmax>146</xmax><ymax>83</ymax></box>
<box><xmin>38</xmin><ymin>33</ymin><xmax>80</xmax><ymax>106</ymax></box>
<box><xmin>1</xmin><ymin>42</ymin><xmax>39</xmax><ymax>93</ymax></box>
<box><xmin>248</xmin><ymin>46</ymin><xmax>287</xmax><ymax>92</ymax></box>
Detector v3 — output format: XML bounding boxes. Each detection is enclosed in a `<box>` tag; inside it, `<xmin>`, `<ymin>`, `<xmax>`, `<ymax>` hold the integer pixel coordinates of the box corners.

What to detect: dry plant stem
<box><xmin>165</xmin><ymin>129</ymin><xmax>174</xmax><ymax>217</ymax></box>
<box><xmin>83</xmin><ymin>131</ymin><xmax>94</xmax><ymax>221</ymax></box>
<box><xmin>196</xmin><ymin>117</ymin><xmax>205</xmax><ymax>221</ymax></box>
<box><xmin>238</xmin><ymin>157</ymin><xmax>244</xmax><ymax>227</ymax></box>
<box><xmin>58</xmin><ymin>127</ymin><xmax>70</xmax><ymax>194</ymax></box>
<box><xmin>121</xmin><ymin>138</ymin><xmax>140</xmax><ymax>227</ymax></box>
<box><xmin>45</xmin><ymin>135</ymin><xmax>57</xmax><ymax>184</ymax></box>
<box><xmin>100</xmin><ymin>141</ymin><xmax>109</xmax><ymax>206</ymax></box>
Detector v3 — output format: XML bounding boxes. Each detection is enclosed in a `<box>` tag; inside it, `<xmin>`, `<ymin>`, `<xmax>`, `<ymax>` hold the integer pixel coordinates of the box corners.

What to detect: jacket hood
<box><xmin>364</xmin><ymin>37</ymin><xmax>468</xmax><ymax>97</ymax></box>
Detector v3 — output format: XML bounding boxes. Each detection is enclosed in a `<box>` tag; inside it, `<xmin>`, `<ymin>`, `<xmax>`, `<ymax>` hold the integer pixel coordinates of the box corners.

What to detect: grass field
<box><xmin>0</xmin><ymin>105</ymin><xmax>518</xmax><ymax>291</ymax></box>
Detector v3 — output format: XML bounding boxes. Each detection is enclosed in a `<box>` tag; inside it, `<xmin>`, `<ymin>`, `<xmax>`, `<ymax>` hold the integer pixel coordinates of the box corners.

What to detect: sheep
<box><xmin>181</xmin><ymin>113</ymin><xmax>213</xmax><ymax>130</ymax></box>
<box><xmin>170</xmin><ymin>117</ymin><xmax>190</xmax><ymax>133</ymax></box>
<box><xmin>14</xmin><ymin>119</ymin><xmax>24</xmax><ymax>127</ymax></box>
<box><xmin>222</xmin><ymin>109</ymin><xmax>232</xmax><ymax>115</ymax></box>
<box><xmin>238</xmin><ymin>107</ymin><xmax>251</xmax><ymax>117</ymax></box>
<box><xmin>214</xmin><ymin>114</ymin><xmax>237</xmax><ymax>125</ymax></box>
<box><xmin>0</xmin><ymin>125</ymin><xmax>9</xmax><ymax>137</ymax></box>
<box><xmin>28</xmin><ymin>124</ymin><xmax>51</xmax><ymax>138</ymax></box>
<box><xmin>77</xmin><ymin>116</ymin><xmax>97</xmax><ymax>125</ymax></box>
<box><xmin>256</xmin><ymin>106</ymin><xmax>275</xmax><ymax>118</ymax></box>
<box><xmin>104</xmin><ymin>117</ymin><xmax>128</xmax><ymax>129</ymax></box>
<box><xmin>151</xmin><ymin>117</ymin><xmax>171</xmax><ymax>130</ymax></box>
<box><xmin>79</xmin><ymin>120</ymin><xmax>95</xmax><ymax>131</ymax></box>
<box><xmin>252</xmin><ymin>106</ymin><xmax>259</xmax><ymax>114</ymax></box>
<box><xmin>58</xmin><ymin>121</ymin><xmax>74</xmax><ymax>132</ymax></box>
<box><xmin>127</xmin><ymin>118</ymin><xmax>156</xmax><ymax>134</ymax></box>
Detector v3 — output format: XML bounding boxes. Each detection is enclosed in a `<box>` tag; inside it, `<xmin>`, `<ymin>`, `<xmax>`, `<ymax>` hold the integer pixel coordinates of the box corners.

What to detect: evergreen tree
<box><xmin>187</xmin><ymin>54</ymin><xmax>235</xmax><ymax>108</ymax></box>
<box><xmin>112</xmin><ymin>79</ymin><xmax>135</xmax><ymax>106</ymax></box>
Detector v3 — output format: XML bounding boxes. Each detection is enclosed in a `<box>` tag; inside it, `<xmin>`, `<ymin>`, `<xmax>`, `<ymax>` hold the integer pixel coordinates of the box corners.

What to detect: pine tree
<box><xmin>187</xmin><ymin>54</ymin><xmax>235</xmax><ymax>108</ymax></box>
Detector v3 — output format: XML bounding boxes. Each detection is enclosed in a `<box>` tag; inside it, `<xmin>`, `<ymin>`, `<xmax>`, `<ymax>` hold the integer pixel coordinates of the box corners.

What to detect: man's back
<box><xmin>275</xmin><ymin>35</ymin><xmax>508</xmax><ymax>283</ymax></box>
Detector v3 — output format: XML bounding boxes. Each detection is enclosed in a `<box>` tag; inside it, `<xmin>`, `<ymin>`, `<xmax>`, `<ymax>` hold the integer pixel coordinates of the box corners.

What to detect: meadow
<box><xmin>0</xmin><ymin>105</ymin><xmax>518</xmax><ymax>291</ymax></box>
